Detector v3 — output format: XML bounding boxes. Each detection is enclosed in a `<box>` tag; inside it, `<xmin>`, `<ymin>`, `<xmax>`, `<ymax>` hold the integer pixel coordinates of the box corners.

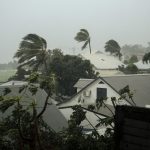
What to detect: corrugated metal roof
<box><xmin>134</xmin><ymin>60</ymin><xmax>150</xmax><ymax>69</ymax></box>
<box><xmin>0</xmin><ymin>81</ymin><xmax>68</xmax><ymax>132</ymax></box>
<box><xmin>81</xmin><ymin>51</ymin><xmax>123</xmax><ymax>69</ymax></box>
<box><xmin>103</xmin><ymin>75</ymin><xmax>150</xmax><ymax>107</ymax></box>
<box><xmin>73</xmin><ymin>74</ymin><xmax>150</xmax><ymax>107</ymax></box>
<box><xmin>0</xmin><ymin>80</ymin><xmax>28</xmax><ymax>86</ymax></box>
<box><xmin>74</xmin><ymin>78</ymin><xmax>94</xmax><ymax>88</ymax></box>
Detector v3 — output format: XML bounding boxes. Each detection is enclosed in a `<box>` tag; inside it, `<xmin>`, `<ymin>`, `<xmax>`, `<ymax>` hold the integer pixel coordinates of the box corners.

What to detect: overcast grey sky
<box><xmin>0</xmin><ymin>0</ymin><xmax>150</xmax><ymax>63</ymax></box>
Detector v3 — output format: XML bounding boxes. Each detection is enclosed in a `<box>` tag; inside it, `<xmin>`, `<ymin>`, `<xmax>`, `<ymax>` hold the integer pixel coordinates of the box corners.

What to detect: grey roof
<box><xmin>42</xmin><ymin>104</ymin><xmax>68</xmax><ymax>132</ymax></box>
<box><xmin>0</xmin><ymin>80</ymin><xmax>68</xmax><ymax>132</ymax></box>
<box><xmin>74</xmin><ymin>78</ymin><xmax>94</xmax><ymax>88</ymax></box>
<box><xmin>73</xmin><ymin>74</ymin><xmax>150</xmax><ymax>107</ymax></box>
<box><xmin>103</xmin><ymin>75</ymin><xmax>150</xmax><ymax>107</ymax></box>
<box><xmin>0</xmin><ymin>80</ymin><xmax>28</xmax><ymax>86</ymax></box>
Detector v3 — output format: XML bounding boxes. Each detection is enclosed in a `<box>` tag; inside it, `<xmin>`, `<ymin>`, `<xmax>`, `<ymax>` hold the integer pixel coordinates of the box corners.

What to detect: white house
<box><xmin>134</xmin><ymin>60</ymin><xmax>150</xmax><ymax>70</ymax></box>
<box><xmin>0</xmin><ymin>80</ymin><xmax>68</xmax><ymax>132</ymax></box>
<box><xmin>57</xmin><ymin>77</ymin><xmax>130</xmax><ymax>134</ymax></box>
<box><xmin>58</xmin><ymin>74</ymin><xmax>150</xmax><ymax>133</ymax></box>
<box><xmin>58</xmin><ymin>77</ymin><xmax>130</xmax><ymax>108</ymax></box>
<box><xmin>79</xmin><ymin>51</ymin><xmax>124</xmax><ymax>76</ymax></box>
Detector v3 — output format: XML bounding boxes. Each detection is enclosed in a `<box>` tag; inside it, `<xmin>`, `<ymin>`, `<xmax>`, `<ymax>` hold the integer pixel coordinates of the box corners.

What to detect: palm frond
<box><xmin>14</xmin><ymin>33</ymin><xmax>49</xmax><ymax>71</ymax></box>
<box><xmin>80</xmin><ymin>29</ymin><xmax>89</xmax><ymax>36</ymax></box>
<box><xmin>17</xmin><ymin>55</ymin><xmax>36</xmax><ymax>64</ymax></box>
<box><xmin>40</xmin><ymin>37</ymin><xmax>47</xmax><ymax>50</ymax></box>
<box><xmin>18</xmin><ymin>59</ymin><xmax>35</xmax><ymax>68</ymax></box>
<box><xmin>22</xmin><ymin>34</ymin><xmax>47</xmax><ymax>50</ymax></box>
<box><xmin>74</xmin><ymin>29</ymin><xmax>92</xmax><ymax>54</ymax></box>
<box><xmin>74</xmin><ymin>33</ymin><xmax>88</xmax><ymax>42</ymax></box>
<box><xmin>20</xmin><ymin>41</ymin><xmax>41</xmax><ymax>50</ymax></box>
<box><xmin>15</xmin><ymin>49</ymin><xmax>41</xmax><ymax>56</ymax></box>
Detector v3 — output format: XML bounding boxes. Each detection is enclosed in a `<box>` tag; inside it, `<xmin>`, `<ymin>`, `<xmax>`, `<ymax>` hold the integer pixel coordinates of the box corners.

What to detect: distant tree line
<box><xmin>0</xmin><ymin>61</ymin><xmax>18</xmax><ymax>70</ymax></box>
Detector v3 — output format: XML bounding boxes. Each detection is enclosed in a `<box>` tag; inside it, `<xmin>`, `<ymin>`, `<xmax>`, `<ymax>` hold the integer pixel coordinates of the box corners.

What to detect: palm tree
<box><xmin>14</xmin><ymin>34</ymin><xmax>49</xmax><ymax>73</ymax></box>
<box><xmin>143</xmin><ymin>52</ymin><xmax>150</xmax><ymax>64</ymax></box>
<box><xmin>104</xmin><ymin>39</ymin><xmax>122</xmax><ymax>60</ymax></box>
<box><xmin>74</xmin><ymin>29</ymin><xmax>91</xmax><ymax>54</ymax></box>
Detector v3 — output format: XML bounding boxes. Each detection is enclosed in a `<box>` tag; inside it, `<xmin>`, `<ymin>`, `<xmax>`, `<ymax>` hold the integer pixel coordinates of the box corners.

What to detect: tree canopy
<box><xmin>129</xmin><ymin>55</ymin><xmax>138</xmax><ymax>64</ymax></box>
<box><xmin>119</xmin><ymin>64</ymin><xmax>139</xmax><ymax>74</ymax></box>
<box><xmin>48</xmin><ymin>49</ymin><xmax>97</xmax><ymax>96</ymax></box>
<box><xmin>13</xmin><ymin>47</ymin><xmax>97</xmax><ymax>96</ymax></box>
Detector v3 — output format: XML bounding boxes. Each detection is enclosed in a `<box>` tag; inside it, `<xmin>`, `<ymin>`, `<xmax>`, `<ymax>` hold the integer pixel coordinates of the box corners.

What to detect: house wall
<box><xmin>60</xmin><ymin>78</ymin><xmax>129</xmax><ymax>108</ymax></box>
<box><xmin>58</xmin><ymin>78</ymin><xmax>130</xmax><ymax>134</ymax></box>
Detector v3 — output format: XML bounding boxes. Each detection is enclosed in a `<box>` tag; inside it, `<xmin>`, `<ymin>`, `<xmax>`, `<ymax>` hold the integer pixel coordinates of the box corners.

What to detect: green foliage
<box><xmin>0</xmin><ymin>74</ymin><xmax>136</xmax><ymax>149</ymax></box>
<box><xmin>48</xmin><ymin>50</ymin><xmax>97</xmax><ymax>96</ymax></box>
<box><xmin>27</xmin><ymin>72</ymin><xmax>39</xmax><ymax>83</ymax></box>
<box><xmin>2</xmin><ymin>32</ymin><xmax>139</xmax><ymax>149</ymax></box>
<box><xmin>124</xmin><ymin>55</ymin><xmax>138</xmax><ymax>64</ymax></box>
<box><xmin>96</xmin><ymin>97</ymin><xmax>107</xmax><ymax>110</ymax></box>
<box><xmin>12</xmin><ymin>48</ymin><xmax>97</xmax><ymax>96</ymax></box>
<box><xmin>119</xmin><ymin>64</ymin><xmax>139</xmax><ymax>74</ymax></box>
<box><xmin>0</xmin><ymin>73</ymin><xmax>59</xmax><ymax>149</ymax></box>
<box><xmin>0</xmin><ymin>98</ymin><xmax>18</xmax><ymax>113</ymax></box>
<box><xmin>96</xmin><ymin>117</ymin><xmax>114</xmax><ymax>128</ymax></box>
<box><xmin>70</xmin><ymin>105</ymin><xmax>86</xmax><ymax>125</ymax></box>
<box><xmin>129</xmin><ymin>55</ymin><xmax>138</xmax><ymax>63</ymax></box>
<box><xmin>3</xmin><ymin>87</ymin><xmax>11</xmax><ymax>95</ymax></box>
<box><xmin>125</xmin><ymin>64</ymin><xmax>139</xmax><ymax>74</ymax></box>
<box><xmin>28</xmin><ymin>84</ymin><xmax>38</xmax><ymax>95</ymax></box>
<box><xmin>60</xmin><ymin>105</ymin><xmax>114</xmax><ymax>150</ymax></box>
<box><xmin>123</xmin><ymin>60</ymin><xmax>129</xmax><ymax>64</ymax></box>
<box><xmin>0</xmin><ymin>107</ymin><xmax>58</xmax><ymax>150</ymax></box>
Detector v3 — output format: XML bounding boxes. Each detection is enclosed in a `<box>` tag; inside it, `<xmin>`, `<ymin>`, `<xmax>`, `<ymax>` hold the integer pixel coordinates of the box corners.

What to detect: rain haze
<box><xmin>0</xmin><ymin>0</ymin><xmax>150</xmax><ymax>63</ymax></box>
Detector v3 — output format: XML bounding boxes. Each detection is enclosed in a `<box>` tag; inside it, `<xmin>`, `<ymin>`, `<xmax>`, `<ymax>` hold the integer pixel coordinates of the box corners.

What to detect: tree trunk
<box><xmin>89</xmin><ymin>39</ymin><xmax>92</xmax><ymax>54</ymax></box>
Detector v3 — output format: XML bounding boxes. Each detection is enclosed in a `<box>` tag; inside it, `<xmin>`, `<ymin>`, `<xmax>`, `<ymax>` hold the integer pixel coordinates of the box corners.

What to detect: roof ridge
<box><xmin>102</xmin><ymin>74</ymin><xmax>150</xmax><ymax>77</ymax></box>
<box><xmin>79</xmin><ymin>78</ymin><xmax>94</xmax><ymax>80</ymax></box>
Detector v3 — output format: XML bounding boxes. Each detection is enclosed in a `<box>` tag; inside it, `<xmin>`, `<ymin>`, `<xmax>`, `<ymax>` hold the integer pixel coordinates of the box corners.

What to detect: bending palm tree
<box><xmin>104</xmin><ymin>39</ymin><xmax>122</xmax><ymax>60</ymax></box>
<box><xmin>14</xmin><ymin>34</ymin><xmax>49</xmax><ymax>73</ymax></box>
<box><xmin>143</xmin><ymin>52</ymin><xmax>150</xmax><ymax>63</ymax></box>
<box><xmin>74</xmin><ymin>29</ymin><xmax>92</xmax><ymax>54</ymax></box>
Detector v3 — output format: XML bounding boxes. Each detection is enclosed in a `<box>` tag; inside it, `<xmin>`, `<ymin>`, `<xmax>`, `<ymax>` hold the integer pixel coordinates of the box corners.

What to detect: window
<box><xmin>97</xmin><ymin>88</ymin><xmax>107</xmax><ymax>99</ymax></box>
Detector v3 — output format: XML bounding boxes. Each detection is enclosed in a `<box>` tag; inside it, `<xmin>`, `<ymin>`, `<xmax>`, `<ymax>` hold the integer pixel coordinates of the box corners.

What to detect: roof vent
<box><xmin>99</xmin><ymin>81</ymin><xmax>104</xmax><ymax>84</ymax></box>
